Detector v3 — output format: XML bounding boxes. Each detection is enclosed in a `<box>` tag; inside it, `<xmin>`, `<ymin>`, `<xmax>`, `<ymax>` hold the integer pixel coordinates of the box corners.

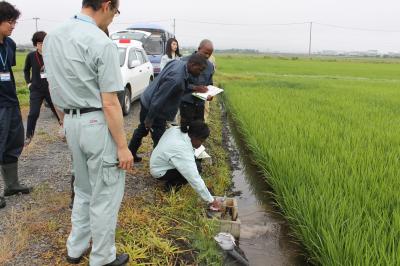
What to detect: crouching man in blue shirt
<box><xmin>150</xmin><ymin>121</ymin><xmax>221</xmax><ymax>209</ymax></box>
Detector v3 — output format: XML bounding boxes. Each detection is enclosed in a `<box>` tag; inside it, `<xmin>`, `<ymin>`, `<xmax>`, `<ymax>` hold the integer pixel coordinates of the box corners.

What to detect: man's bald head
<box><xmin>198</xmin><ymin>39</ymin><xmax>214</xmax><ymax>59</ymax></box>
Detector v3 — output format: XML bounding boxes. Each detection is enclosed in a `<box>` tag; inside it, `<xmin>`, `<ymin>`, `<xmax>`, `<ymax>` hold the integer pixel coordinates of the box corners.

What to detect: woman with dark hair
<box><xmin>24</xmin><ymin>31</ymin><xmax>61</xmax><ymax>145</ymax></box>
<box><xmin>160</xmin><ymin>37</ymin><xmax>181</xmax><ymax>71</ymax></box>
<box><xmin>150</xmin><ymin>120</ymin><xmax>221</xmax><ymax>209</ymax></box>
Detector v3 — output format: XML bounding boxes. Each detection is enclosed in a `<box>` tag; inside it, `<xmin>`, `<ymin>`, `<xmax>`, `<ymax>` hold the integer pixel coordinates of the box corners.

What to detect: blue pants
<box><xmin>0</xmin><ymin>106</ymin><xmax>24</xmax><ymax>164</ymax></box>
<box><xmin>128</xmin><ymin>101</ymin><xmax>166</xmax><ymax>156</ymax></box>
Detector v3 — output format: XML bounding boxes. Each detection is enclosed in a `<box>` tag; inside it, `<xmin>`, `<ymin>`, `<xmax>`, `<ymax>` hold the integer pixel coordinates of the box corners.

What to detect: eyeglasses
<box><xmin>7</xmin><ymin>20</ymin><xmax>17</xmax><ymax>26</ymax></box>
<box><xmin>115</xmin><ymin>9</ymin><xmax>121</xmax><ymax>17</ymax></box>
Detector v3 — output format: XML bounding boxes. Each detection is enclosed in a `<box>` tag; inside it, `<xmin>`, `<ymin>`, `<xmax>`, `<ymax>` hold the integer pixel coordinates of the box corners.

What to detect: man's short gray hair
<box><xmin>199</xmin><ymin>39</ymin><xmax>213</xmax><ymax>49</ymax></box>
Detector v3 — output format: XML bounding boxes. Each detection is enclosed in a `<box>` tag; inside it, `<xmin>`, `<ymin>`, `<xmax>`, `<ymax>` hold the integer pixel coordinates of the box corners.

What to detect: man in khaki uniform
<box><xmin>43</xmin><ymin>1</ymin><xmax>133</xmax><ymax>265</ymax></box>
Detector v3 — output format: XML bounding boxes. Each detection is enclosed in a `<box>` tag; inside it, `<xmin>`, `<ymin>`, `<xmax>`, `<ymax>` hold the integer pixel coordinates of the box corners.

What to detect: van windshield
<box><xmin>118</xmin><ymin>48</ymin><xmax>126</xmax><ymax>67</ymax></box>
<box><xmin>143</xmin><ymin>36</ymin><xmax>163</xmax><ymax>55</ymax></box>
<box><xmin>111</xmin><ymin>31</ymin><xmax>149</xmax><ymax>43</ymax></box>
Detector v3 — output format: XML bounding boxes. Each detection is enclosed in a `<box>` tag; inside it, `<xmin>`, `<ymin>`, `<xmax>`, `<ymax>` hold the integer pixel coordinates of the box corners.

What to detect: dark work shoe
<box><xmin>133</xmin><ymin>155</ymin><xmax>142</xmax><ymax>163</ymax></box>
<box><xmin>4</xmin><ymin>185</ymin><xmax>32</xmax><ymax>197</ymax></box>
<box><xmin>66</xmin><ymin>254</ymin><xmax>83</xmax><ymax>264</ymax></box>
<box><xmin>103</xmin><ymin>253</ymin><xmax>129</xmax><ymax>266</ymax></box>
<box><xmin>0</xmin><ymin>197</ymin><xmax>5</xmax><ymax>209</ymax></box>
<box><xmin>69</xmin><ymin>198</ymin><xmax>74</xmax><ymax>210</ymax></box>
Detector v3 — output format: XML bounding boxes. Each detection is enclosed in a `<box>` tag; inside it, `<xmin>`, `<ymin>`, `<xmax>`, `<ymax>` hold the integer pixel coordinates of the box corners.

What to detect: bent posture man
<box><xmin>0</xmin><ymin>2</ymin><xmax>32</xmax><ymax>209</ymax></box>
<box><xmin>128</xmin><ymin>54</ymin><xmax>207</xmax><ymax>162</ymax></box>
<box><xmin>43</xmin><ymin>1</ymin><xmax>133</xmax><ymax>265</ymax></box>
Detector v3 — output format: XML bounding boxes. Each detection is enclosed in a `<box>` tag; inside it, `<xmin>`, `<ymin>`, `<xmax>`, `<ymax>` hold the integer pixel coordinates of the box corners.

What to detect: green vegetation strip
<box><xmin>216</xmin><ymin>55</ymin><xmax>400</xmax><ymax>265</ymax></box>
<box><xmin>116</xmin><ymin>102</ymin><xmax>231</xmax><ymax>265</ymax></box>
<box><xmin>15</xmin><ymin>52</ymin><xmax>30</xmax><ymax>106</ymax></box>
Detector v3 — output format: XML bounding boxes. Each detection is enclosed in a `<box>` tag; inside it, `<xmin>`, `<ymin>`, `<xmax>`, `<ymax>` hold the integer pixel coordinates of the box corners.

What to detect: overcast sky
<box><xmin>9</xmin><ymin>0</ymin><xmax>400</xmax><ymax>53</ymax></box>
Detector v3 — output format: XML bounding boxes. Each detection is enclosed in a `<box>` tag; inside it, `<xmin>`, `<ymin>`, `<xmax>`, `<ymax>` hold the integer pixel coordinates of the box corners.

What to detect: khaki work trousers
<box><xmin>64</xmin><ymin>110</ymin><xmax>125</xmax><ymax>266</ymax></box>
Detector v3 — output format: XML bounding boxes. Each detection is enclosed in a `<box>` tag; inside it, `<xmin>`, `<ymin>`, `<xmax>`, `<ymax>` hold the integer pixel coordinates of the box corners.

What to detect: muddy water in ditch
<box><xmin>222</xmin><ymin>110</ymin><xmax>308</xmax><ymax>266</ymax></box>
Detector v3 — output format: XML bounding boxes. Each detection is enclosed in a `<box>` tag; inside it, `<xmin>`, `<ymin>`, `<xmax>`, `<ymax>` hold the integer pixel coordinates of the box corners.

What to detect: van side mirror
<box><xmin>129</xmin><ymin>59</ymin><xmax>141</xmax><ymax>69</ymax></box>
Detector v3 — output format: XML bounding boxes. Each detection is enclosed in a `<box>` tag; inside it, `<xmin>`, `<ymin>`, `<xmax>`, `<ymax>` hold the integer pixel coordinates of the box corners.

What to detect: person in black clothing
<box><xmin>179</xmin><ymin>40</ymin><xmax>215</xmax><ymax>173</ymax></box>
<box><xmin>24</xmin><ymin>31</ymin><xmax>61</xmax><ymax>145</ymax></box>
<box><xmin>180</xmin><ymin>39</ymin><xmax>215</xmax><ymax>128</ymax></box>
<box><xmin>0</xmin><ymin>2</ymin><xmax>32</xmax><ymax>209</ymax></box>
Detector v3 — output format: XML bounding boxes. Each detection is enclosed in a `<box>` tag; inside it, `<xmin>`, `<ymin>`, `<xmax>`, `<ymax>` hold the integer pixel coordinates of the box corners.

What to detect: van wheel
<box><xmin>122</xmin><ymin>87</ymin><xmax>131</xmax><ymax>116</ymax></box>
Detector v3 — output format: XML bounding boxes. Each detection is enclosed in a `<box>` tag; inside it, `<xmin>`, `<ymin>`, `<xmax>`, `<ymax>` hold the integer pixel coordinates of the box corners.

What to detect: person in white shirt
<box><xmin>150</xmin><ymin>120</ymin><xmax>221</xmax><ymax>209</ymax></box>
<box><xmin>160</xmin><ymin>37</ymin><xmax>181</xmax><ymax>71</ymax></box>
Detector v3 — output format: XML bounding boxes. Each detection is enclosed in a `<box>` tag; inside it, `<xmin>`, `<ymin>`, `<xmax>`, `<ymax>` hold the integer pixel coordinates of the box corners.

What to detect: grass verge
<box><xmin>117</xmin><ymin>101</ymin><xmax>231</xmax><ymax>265</ymax></box>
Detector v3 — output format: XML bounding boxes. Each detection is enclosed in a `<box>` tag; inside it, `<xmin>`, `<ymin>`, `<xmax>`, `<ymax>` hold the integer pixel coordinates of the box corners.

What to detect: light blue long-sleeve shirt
<box><xmin>150</xmin><ymin>127</ymin><xmax>214</xmax><ymax>203</ymax></box>
<box><xmin>43</xmin><ymin>13</ymin><xmax>123</xmax><ymax>109</ymax></box>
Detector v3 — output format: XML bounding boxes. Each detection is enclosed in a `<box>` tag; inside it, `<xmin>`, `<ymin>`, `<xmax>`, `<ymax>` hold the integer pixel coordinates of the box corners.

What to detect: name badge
<box><xmin>0</xmin><ymin>72</ymin><xmax>11</xmax><ymax>82</ymax></box>
<box><xmin>40</xmin><ymin>72</ymin><xmax>46</xmax><ymax>79</ymax></box>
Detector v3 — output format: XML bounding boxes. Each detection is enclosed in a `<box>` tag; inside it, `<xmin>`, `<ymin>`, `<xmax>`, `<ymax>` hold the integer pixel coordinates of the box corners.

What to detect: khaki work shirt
<box><xmin>43</xmin><ymin>13</ymin><xmax>123</xmax><ymax>109</ymax></box>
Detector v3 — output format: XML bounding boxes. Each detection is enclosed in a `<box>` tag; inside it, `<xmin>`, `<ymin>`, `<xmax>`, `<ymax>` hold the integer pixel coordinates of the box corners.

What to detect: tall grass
<box><xmin>217</xmin><ymin>55</ymin><xmax>400</xmax><ymax>265</ymax></box>
<box><xmin>15</xmin><ymin>52</ymin><xmax>30</xmax><ymax>106</ymax></box>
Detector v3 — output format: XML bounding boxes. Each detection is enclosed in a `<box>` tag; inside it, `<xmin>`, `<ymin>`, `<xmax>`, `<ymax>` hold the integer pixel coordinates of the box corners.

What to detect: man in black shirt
<box><xmin>0</xmin><ymin>2</ymin><xmax>32</xmax><ymax>209</ymax></box>
<box><xmin>180</xmin><ymin>40</ymin><xmax>215</xmax><ymax>128</ymax></box>
<box><xmin>24</xmin><ymin>31</ymin><xmax>61</xmax><ymax>145</ymax></box>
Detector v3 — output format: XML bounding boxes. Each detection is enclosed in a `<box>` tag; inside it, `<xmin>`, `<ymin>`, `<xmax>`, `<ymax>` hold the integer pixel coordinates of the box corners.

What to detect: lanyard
<box><xmin>0</xmin><ymin>45</ymin><xmax>8</xmax><ymax>71</ymax></box>
<box><xmin>35</xmin><ymin>52</ymin><xmax>43</xmax><ymax>68</ymax></box>
<box><xmin>73</xmin><ymin>15</ymin><xmax>96</xmax><ymax>26</ymax></box>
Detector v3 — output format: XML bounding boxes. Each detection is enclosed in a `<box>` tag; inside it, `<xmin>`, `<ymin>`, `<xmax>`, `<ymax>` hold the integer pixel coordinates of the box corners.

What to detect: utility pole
<box><xmin>33</xmin><ymin>17</ymin><xmax>40</xmax><ymax>31</ymax></box>
<box><xmin>308</xmin><ymin>21</ymin><xmax>313</xmax><ymax>57</ymax></box>
<box><xmin>173</xmin><ymin>18</ymin><xmax>176</xmax><ymax>37</ymax></box>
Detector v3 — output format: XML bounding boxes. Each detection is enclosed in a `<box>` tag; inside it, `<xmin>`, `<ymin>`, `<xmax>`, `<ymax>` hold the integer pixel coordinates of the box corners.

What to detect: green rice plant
<box><xmin>217</xmin><ymin>55</ymin><xmax>400</xmax><ymax>265</ymax></box>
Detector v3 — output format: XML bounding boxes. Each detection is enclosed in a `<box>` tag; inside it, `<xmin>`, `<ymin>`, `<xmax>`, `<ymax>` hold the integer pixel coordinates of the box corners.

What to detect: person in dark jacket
<box><xmin>24</xmin><ymin>31</ymin><xmax>61</xmax><ymax>145</ymax></box>
<box><xmin>180</xmin><ymin>39</ymin><xmax>215</xmax><ymax>128</ymax></box>
<box><xmin>128</xmin><ymin>53</ymin><xmax>207</xmax><ymax>162</ymax></box>
<box><xmin>0</xmin><ymin>2</ymin><xmax>32</xmax><ymax>209</ymax></box>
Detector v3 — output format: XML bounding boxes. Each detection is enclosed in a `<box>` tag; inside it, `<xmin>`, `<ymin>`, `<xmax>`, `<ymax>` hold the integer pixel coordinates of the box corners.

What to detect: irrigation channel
<box><xmin>221</xmin><ymin>105</ymin><xmax>308</xmax><ymax>266</ymax></box>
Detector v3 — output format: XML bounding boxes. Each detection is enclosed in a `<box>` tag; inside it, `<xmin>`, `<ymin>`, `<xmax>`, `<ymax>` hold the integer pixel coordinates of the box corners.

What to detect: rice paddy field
<box><xmin>216</xmin><ymin>56</ymin><xmax>400</xmax><ymax>265</ymax></box>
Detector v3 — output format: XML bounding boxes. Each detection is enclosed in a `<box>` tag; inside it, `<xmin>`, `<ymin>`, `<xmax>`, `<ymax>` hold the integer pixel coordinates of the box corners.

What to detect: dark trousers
<box><xmin>159</xmin><ymin>169</ymin><xmax>188</xmax><ymax>191</ymax></box>
<box><xmin>158</xmin><ymin>161</ymin><xmax>203</xmax><ymax>191</ymax></box>
<box><xmin>26</xmin><ymin>89</ymin><xmax>60</xmax><ymax>138</ymax></box>
<box><xmin>0</xmin><ymin>106</ymin><xmax>24</xmax><ymax>164</ymax></box>
<box><xmin>128</xmin><ymin>101</ymin><xmax>166</xmax><ymax>156</ymax></box>
<box><xmin>180</xmin><ymin>101</ymin><xmax>205</xmax><ymax>128</ymax></box>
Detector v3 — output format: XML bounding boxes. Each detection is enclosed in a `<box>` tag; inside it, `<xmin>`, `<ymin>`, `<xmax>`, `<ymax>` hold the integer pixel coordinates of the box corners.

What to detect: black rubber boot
<box><xmin>103</xmin><ymin>253</ymin><xmax>129</xmax><ymax>266</ymax></box>
<box><xmin>1</xmin><ymin>163</ymin><xmax>32</xmax><ymax>197</ymax></box>
<box><xmin>0</xmin><ymin>196</ymin><xmax>5</xmax><ymax>209</ymax></box>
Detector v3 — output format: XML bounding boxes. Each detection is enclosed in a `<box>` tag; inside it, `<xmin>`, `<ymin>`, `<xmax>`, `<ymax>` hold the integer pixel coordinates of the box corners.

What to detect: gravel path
<box><xmin>0</xmin><ymin>101</ymin><xmax>156</xmax><ymax>265</ymax></box>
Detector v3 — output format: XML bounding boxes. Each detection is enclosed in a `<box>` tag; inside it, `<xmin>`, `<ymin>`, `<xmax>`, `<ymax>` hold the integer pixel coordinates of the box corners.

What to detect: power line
<box><xmin>17</xmin><ymin>16</ymin><xmax>400</xmax><ymax>33</ymax></box>
<box><xmin>178</xmin><ymin>19</ymin><xmax>309</xmax><ymax>27</ymax></box>
<box><xmin>113</xmin><ymin>19</ymin><xmax>171</xmax><ymax>25</ymax></box>
<box><xmin>314</xmin><ymin>22</ymin><xmax>400</xmax><ymax>33</ymax></box>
